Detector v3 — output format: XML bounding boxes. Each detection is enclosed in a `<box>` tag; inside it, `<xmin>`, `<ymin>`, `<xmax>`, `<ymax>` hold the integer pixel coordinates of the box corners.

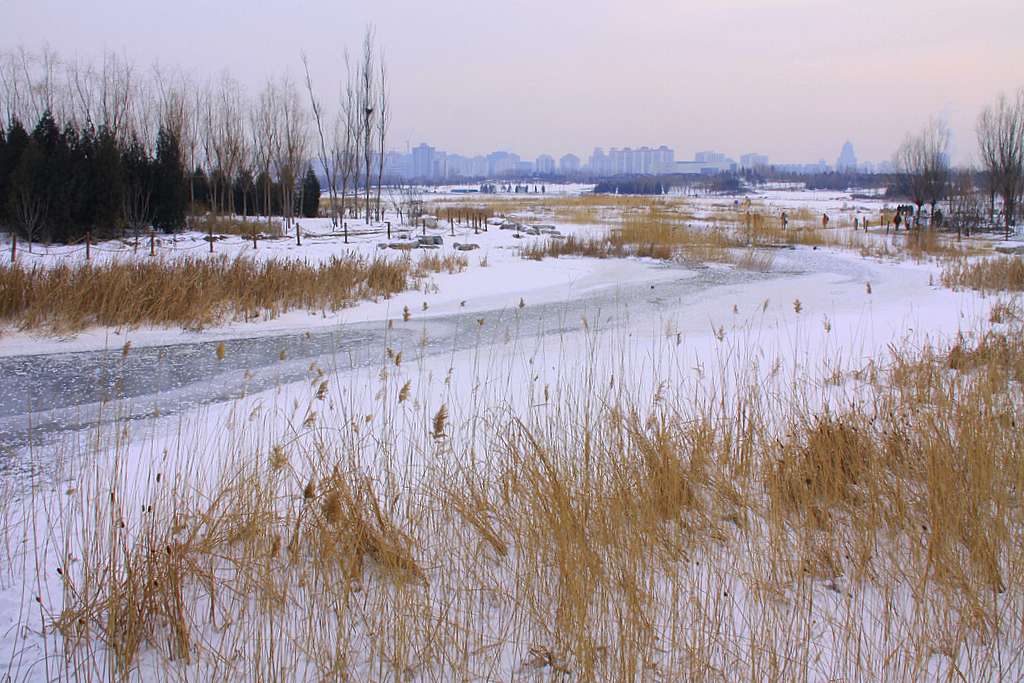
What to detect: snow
<box><xmin>0</xmin><ymin>188</ymin><xmax>1019</xmax><ymax>680</ymax></box>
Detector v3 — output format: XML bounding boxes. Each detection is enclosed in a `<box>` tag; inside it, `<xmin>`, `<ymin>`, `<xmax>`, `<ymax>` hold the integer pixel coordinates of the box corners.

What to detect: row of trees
<box><xmin>896</xmin><ymin>88</ymin><xmax>1024</xmax><ymax>237</ymax></box>
<box><xmin>0</xmin><ymin>31</ymin><xmax>388</xmax><ymax>243</ymax></box>
<box><xmin>0</xmin><ymin>113</ymin><xmax>188</xmax><ymax>242</ymax></box>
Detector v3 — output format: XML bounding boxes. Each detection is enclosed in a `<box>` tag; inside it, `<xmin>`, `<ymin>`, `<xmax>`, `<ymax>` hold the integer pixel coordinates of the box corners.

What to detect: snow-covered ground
<box><xmin>0</xmin><ymin>188</ymin><xmax>1019</xmax><ymax>680</ymax></box>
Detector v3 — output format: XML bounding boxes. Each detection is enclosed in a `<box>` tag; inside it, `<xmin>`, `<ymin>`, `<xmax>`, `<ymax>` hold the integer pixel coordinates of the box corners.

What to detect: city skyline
<box><xmin>380</xmin><ymin>139</ymin><xmax>891</xmax><ymax>180</ymax></box>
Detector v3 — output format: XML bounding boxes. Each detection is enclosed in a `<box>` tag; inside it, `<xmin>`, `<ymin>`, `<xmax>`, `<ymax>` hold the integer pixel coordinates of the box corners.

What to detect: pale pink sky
<box><xmin>5</xmin><ymin>0</ymin><xmax>1022</xmax><ymax>164</ymax></box>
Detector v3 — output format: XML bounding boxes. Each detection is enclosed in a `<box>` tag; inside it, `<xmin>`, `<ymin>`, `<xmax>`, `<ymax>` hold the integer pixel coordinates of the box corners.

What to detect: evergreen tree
<box><xmin>121</xmin><ymin>136</ymin><xmax>155</xmax><ymax>231</ymax></box>
<box><xmin>190</xmin><ymin>167</ymin><xmax>210</xmax><ymax>210</ymax></box>
<box><xmin>301</xmin><ymin>166</ymin><xmax>321</xmax><ymax>218</ymax></box>
<box><xmin>153</xmin><ymin>128</ymin><xmax>187</xmax><ymax>232</ymax></box>
<box><xmin>91</xmin><ymin>126</ymin><xmax>123</xmax><ymax>234</ymax></box>
<box><xmin>8</xmin><ymin>139</ymin><xmax>48</xmax><ymax>243</ymax></box>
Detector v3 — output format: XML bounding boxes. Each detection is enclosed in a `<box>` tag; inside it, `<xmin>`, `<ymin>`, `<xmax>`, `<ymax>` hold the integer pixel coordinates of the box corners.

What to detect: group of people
<box><xmin>777</xmin><ymin>211</ymin><xmax>871</xmax><ymax>231</ymax></box>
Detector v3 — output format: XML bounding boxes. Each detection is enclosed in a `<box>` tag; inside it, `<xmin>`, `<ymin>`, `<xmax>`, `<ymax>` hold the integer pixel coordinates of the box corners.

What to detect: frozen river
<box><xmin>0</xmin><ymin>248</ymin><xmax>877</xmax><ymax>472</ymax></box>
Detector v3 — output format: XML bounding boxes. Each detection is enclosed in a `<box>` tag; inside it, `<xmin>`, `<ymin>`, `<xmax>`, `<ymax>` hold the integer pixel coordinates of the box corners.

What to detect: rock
<box><xmin>453</xmin><ymin>242</ymin><xmax>480</xmax><ymax>251</ymax></box>
<box><xmin>387</xmin><ymin>241</ymin><xmax>417</xmax><ymax>251</ymax></box>
<box><xmin>418</xmin><ymin>235</ymin><xmax>444</xmax><ymax>246</ymax></box>
<box><xmin>486</xmin><ymin>217</ymin><xmax>504</xmax><ymax>226</ymax></box>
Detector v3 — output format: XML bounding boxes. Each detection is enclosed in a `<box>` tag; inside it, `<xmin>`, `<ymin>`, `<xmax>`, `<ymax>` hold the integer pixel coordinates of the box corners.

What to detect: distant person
<box><xmin>894</xmin><ymin>211</ymin><xmax>902</xmax><ymax>231</ymax></box>
<box><xmin>822</xmin><ymin>213</ymin><xmax>830</xmax><ymax>229</ymax></box>
<box><xmin>854</xmin><ymin>217</ymin><xmax>859</xmax><ymax>230</ymax></box>
<box><xmin>781</xmin><ymin>211</ymin><xmax>788</xmax><ymax>230</ymax></box>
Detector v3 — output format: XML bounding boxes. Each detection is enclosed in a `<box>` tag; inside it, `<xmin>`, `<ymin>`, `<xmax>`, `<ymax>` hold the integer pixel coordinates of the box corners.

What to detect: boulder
<box><xmin>453</xmin><ymin>242</ymin><xmax>480</xmax><ymax>251</ymax></box>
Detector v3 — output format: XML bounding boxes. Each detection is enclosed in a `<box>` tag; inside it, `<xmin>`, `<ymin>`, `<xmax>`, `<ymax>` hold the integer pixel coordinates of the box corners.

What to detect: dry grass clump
<box><xmin>943</xmin><ymin>256</ymin><xmax>1024</xmax><ymax>292</ymax></box>
<box><xmin>521</xmin><ymin>234</ymin><xmax>625</xmax><ymax>261</ymax></box>
<box><xmin>191</xmin><ymin>214</ymin><xmax>284</xmax><ymax>238</ymax></box>
<box><xmin>522</xmin><ymin>216</ymin><xmax>768</xmax><ymax>267</ymax></box>
<box><xmin>0</xmin><ymin>252</ymin><xmax>465</xmax><ymax>332</ymax></box>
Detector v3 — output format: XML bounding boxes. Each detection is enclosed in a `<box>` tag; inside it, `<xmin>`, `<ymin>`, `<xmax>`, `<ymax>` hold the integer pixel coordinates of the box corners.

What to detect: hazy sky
<box><xmin>4</xmin><ymin>0</ymin><xmax>1023</xmax><ymax>165</ymax></box>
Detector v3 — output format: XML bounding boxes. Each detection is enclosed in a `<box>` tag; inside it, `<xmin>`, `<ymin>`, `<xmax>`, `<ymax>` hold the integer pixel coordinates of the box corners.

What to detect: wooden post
<box><xmin>386</xmin><ymin>221</ymin><xmax>391</xmax><ymax>239</ymax></box>
<box><xmin>296</xmin><ymin>223</ymin><xmax>301</xmax><ymax>246</ymax></box>
<box><xmin>209</xmin><ymin>224</ymin><xmax>214</xmax><ymax>253</ymax></box>
<box><xmin>86</xmin><ymin>231</ymin><xmax>91</xmax><ymax>261</ymax></box>
<box><xmin>150</xmin><ymin>230</ymin><xmax>155</xmax><ymax>257</ymax></box>
<box><xmin>252</xmin><ymin>223</ymin><xmax>257</xmax><ymax>249</ymax></box>
<box><xmin>10</xmin><ymin>232</ymin><xmax>15</xmax><ymax>262</ymax></box>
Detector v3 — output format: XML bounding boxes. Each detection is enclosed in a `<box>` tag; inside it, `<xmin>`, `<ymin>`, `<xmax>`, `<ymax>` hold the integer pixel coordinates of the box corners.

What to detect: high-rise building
<box><xmin>412</xmin><ymin>143</ymin><xmax>436</xmax><ymax>179</ymax></box>
<box><xmin>486</xmin><ymin>151</ymin><xmax>520</xmax><ymax>176</ymax></box>
<box><xmin>559</xmin><ymin>153</ymin><xmax>581</xmax><ymax>175</ymax></box>
<box><xmin>740</xmin><ymin>153</ymin><xmax>769</xmax><ymax>169</ymax></box>
<box><xmin>836</xmin><ymin>141</ymin><xmax>858</xmax><ymax>173</ymax></box>
<box><xmin>535</xmin><ymin>154</ymin><xmax>555</xmax><ymax>175</ymax></box>
<box><xmin>695</xmin><ymin>150</ymin><xmax>727</xmax><ymax>164</ymax></box>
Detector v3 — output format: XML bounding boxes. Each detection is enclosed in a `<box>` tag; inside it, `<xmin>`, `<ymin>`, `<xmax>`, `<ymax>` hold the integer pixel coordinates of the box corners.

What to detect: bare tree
<box><xmin>301</xmin><ymin>53</ymin><xmax>338</xmax><ymax>229</ymax></box>
<box><xmin>946</xmin><ymin>168</ymin><xmax>984</xmax><ymax>239</ymax></box>
<box><xmin>336</xmin><ymin>53</ymin><xmax>360</xmax><ymax>236</ymax></box>
<box><xmin>977</xmin><ymin>89</ymin><xmax>1024</xmax><ymax>238</ymax></box>
<box><xmin>209</xmin><ymin>74</ymin><xmax>246</xmax><ymax>216</ymax></box>
<box><xmin>375</xmin><ymin>52</ymin><xmax>389</xmax><ymax>223</ymax></box>
<box><xmin>896</xmin><ymin>118</ymin><xmax>949</xmax><ymax>228</ymax></box>
<box><xmin>896</xmin><ymin>134</ymin><xmax>927</xmax><ymax>227</ymax></box>
<box><xmin>252</xmin><ymin>81</ymin><xmax>280</xmax><ymax>225</ymax></box>
<box><xmin>922</xmin><ymin>119</ymin><xmax>950</xmax><ymax>224</ymax></box>
<box><xmin>360</xmin><ymin>26</ymin><xmax>376</xmax><ymax>225</ymax></box>
<box><xmin>274</xmin><ymin>76</ymin><xmax>308</xmax><ymax>234</ymax></box>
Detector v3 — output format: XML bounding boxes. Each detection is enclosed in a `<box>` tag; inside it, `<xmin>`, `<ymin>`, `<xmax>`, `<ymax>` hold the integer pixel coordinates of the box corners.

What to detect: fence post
<box><xmin>209</xmin><ymin>224</ymin><xmax>214</xmax><ymax>253</ymax></box>
<box><xmin>296</xmin><ymin>223</ymin><xmax>301</xmax><ymax>247</ymax></box>
<box><xmin>386</xmin><ymin>221</ymin><xmax>391</xmax><ymax>239</ymax></box>
<box><xmin>86</xmin><ymin>231</ymin><xmax>91</xmax><ymax>261</ymax></box>
<box><xmin>252</xmin><ymin>223</ymin><xmax>258</xmax><ymax>249</ymax></box>
<box><xmin>10</xmin><ymin>232</ymin><xmax>15</xmax><ymax>262</ymax></box>
<box><xmin>150</xmin><ymin>230</ymin><xmax>155</xmax><ymax>256</ymax></box>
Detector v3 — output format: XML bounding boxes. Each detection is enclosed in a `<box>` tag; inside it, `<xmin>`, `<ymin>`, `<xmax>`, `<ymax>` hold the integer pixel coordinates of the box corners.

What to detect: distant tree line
<box><xmin>593</xmin><ymin>178</ymin><xmax>669</xmax><ymax>195</ymax></box>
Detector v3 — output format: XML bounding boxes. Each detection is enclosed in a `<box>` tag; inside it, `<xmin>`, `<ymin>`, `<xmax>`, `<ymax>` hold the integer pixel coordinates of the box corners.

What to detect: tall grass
<box><xmin>7</xmin><ymin>305</ymin><xmax>1023</xmax><ymax>680</ymax></box>
<box><xmin>190</xmin><ymin>214</ymin><xmax>284</xmax><ymax>238</ymax></box>
<box><xmin>0</xmin><ymin>252</ymin><xmax>467</xmax><ymax>332</ymax></box>
<box><xmin>943</xmin><ymin>255</ymin><xmax>1024</xmax><ymax>292</ymax></box>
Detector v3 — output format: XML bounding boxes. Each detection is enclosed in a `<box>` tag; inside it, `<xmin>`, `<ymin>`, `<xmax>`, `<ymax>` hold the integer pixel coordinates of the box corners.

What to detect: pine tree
<box><xmin>301</xmin><ymin>166</ymin><xmax>321</xmax><ymax>218</ymax></box>
<box><xmin>92</xmin><ymin>126</ymin><xmax>123</xmax><ymax>234</ymax></box>
<box><xmin>8</xmin><ymin>140</ymin><xmax>48</xmax><ymax>243</ymax></box>
<box><xmin>153</xmin><ymin>128</ymin><xmax>187</xmax><ymax>232</ymax></box>
<box><xmin>122</xmin><ymin>136</ymin><xmax>155</xmax><ymax>232</ymax></box>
